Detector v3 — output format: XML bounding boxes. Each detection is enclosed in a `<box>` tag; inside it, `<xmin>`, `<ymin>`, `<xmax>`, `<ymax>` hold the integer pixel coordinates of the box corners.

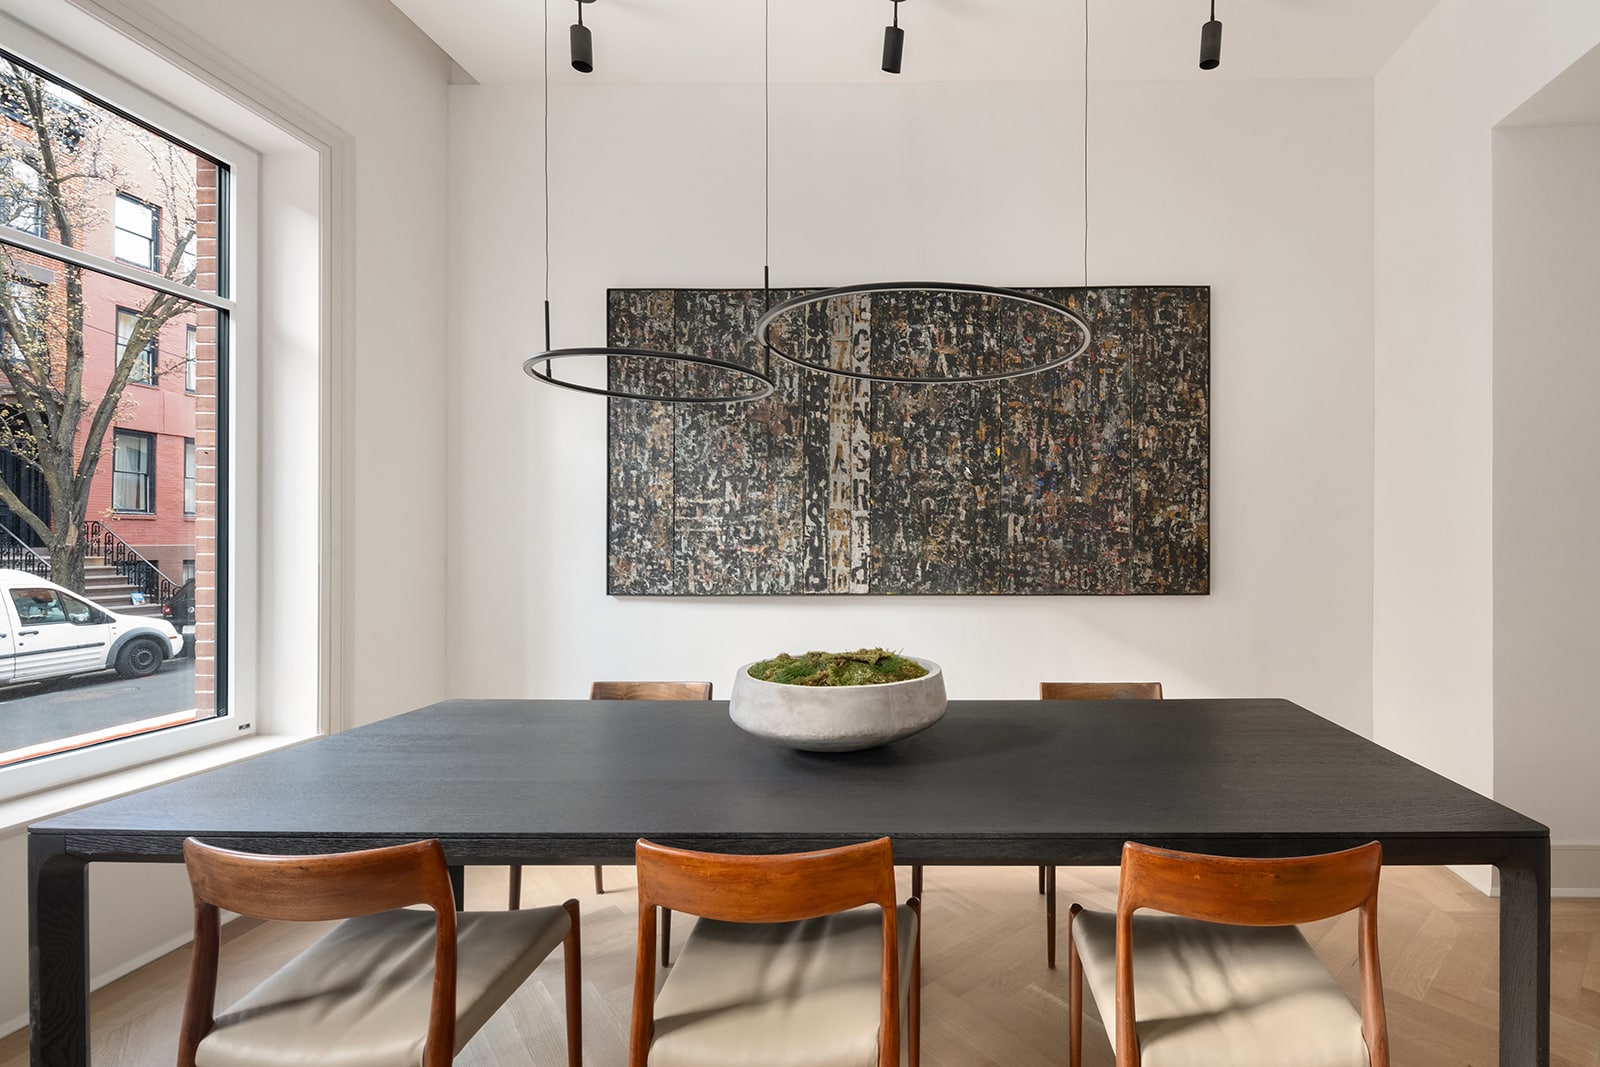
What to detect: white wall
<box><xmin>446</xmin><ymin>79</ymin><xmax>1376</xmax><ymax>729</ymax></box>
<box><xmin>1492</xmin><ymin>123</ymin><xmax>1600</xmax><ymax>893</ymax></box>
<box><xmin>0</xmin><ymin>0</ymin><xmax>452</xmax><ymax>1034</ymax></box>
<box><xmin>1373</xmin><ymin>0</ymin><xmax>1600</xmax><ymax>891</ymax></box>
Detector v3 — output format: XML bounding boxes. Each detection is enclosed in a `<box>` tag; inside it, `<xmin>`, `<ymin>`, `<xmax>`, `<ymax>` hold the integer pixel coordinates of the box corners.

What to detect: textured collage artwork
<box><xmin>606</xmin><ymin>286</ymin><xmax>1209</xmax><ymax>596</ymax></box>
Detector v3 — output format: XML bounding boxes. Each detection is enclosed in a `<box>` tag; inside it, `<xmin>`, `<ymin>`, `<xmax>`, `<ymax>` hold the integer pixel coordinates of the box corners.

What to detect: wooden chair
<box><xmin>179</xmin><ymin>838</ymin><xmax>581</xmax><ymax>1067</ymax></box>
<box><xmin>630</xmin><ymin>836</ymin><xmax>920</xmax><ymax>1067</ymax></box>
<box><xmin>509</xmin><ymin>678</ymin><xmax>713</xmax><ymax>969</ymax></box>
<box><xmin>1067</xmin><ymin>841</ymin><xmax>1388</xmax><ymax>1067</ymax></box>
<box><xmin>910</xmin><ymin>680</ymin><xmax>1164</xmax><ymax>968</ymax></box>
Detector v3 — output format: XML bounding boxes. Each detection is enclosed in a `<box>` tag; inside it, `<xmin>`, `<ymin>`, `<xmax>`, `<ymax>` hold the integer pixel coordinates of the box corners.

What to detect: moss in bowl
<box><xmin>746</xmin><ymin>648</ymin><xmax>929</xmax><ymax>687</ymax></box>
<box><xmin>731</xmin><ymin>649</ymin><xmax>946</xmax><ymax>752</ymax></box>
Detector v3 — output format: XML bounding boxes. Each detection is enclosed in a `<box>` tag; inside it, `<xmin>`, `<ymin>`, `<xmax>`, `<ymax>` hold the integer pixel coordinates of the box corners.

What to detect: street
<box><xmin>0</xmin><ymin>658</ymin><xmax>198</xmax><ymax>755</ymax></box>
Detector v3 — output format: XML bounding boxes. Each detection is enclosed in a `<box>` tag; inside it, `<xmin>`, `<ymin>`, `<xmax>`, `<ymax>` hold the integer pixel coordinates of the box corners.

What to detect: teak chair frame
<box><xmin>629</xmin><ymin>836</ymin><xmax>920</xmax><ymax>1067</ymax></box>
<box><xmin>1067</xmin><ymin>840</ymin><xmax>1389</xmax><ymax>1067</ymax></box>
<box><xmin>912</xmin><ymin>681</ymin><xmax>1163</xmax><ymax>968</ymax></box>
<box><xmin>180</xmin><ymin>838</ymin><xmax>582</xmax><ymax>1067</ymax></box>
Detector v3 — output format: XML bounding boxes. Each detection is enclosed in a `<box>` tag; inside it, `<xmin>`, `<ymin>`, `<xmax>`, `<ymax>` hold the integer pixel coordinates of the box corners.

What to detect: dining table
<box><xmin>28</xmin><ymin>697</ymin><xmax>1550</xmax><ymax>1067</ymax></box>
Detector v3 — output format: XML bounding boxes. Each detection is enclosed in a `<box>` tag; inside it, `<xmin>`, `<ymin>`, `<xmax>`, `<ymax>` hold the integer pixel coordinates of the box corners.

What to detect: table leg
<box><xmin>29</xmin><ymin>835</ymin><xmax>89</xmax><ymax>1067</ymax></box>
<box><xmin>448</xmin><ymin>865</ymin><xmax>466</xmax><ymax>910</ymax></box>
<box><xmin>1497</xmin><ymin>838</ymin><xmax>1550</xmax><ymax>1067</ymax></box>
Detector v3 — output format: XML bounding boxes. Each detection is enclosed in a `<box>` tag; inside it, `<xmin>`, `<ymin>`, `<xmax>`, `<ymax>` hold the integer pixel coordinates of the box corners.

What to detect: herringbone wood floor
<box><xmin>4</xmin><ymin>864</ymin><xmax>1597</xmax><ymax>1066</ymax></box>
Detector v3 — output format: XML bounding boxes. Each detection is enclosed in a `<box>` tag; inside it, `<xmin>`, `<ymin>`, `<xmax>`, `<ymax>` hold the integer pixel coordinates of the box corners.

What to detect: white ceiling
<box><xmin>391</xmin><ymin>0</ymin><xmax>1441</xmax><ymax>87</ymax></box>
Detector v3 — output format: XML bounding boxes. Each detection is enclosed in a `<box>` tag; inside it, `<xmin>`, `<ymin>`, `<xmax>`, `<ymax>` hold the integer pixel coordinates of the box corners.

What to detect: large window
<box><xmin>111</xmin><ymin>429</ymin><xmax>154</xmax><ymax>512</ymax></box>
<box><xmin>0</xmin><ymin>36</ymin><xmax>240</xmax><ymax>787</ymax></box>
<box><xmin>115</xmin><ymin>305</ymin><xmax>157</xmax><ymax>385</ymax></box>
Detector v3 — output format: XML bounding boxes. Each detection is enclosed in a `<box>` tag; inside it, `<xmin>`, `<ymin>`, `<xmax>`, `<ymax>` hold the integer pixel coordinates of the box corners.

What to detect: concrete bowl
<box><xmin>729</xmin><ymin>657</ymin><xmax>946</xmax><ymax>752</ymax></box>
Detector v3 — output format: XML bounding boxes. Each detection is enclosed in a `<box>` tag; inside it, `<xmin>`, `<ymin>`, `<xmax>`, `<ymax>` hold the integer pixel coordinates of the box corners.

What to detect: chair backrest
<box><xmin>591</xmin><ymin>680</ymin><xmax>713</xmax><ymax>700</ymax></box>
<box><xmin>1113</xmin><ymin>841</ymin><xmax>1387</xmax><ymax>1067</ymax></box>
<box><xmin>179</xmin><ymin>838</ymin><xmax>459</xmax><ymax>1067</ymax></box>
<box><xmin>630</xmin><ymin>837</ymin><xmax>903</xmax><ymax>1067</ymax></box>
<box><xmin>1039</xmin><ymin>681</ymin><xmax>1163</xmax><ymax>700</ymax></box>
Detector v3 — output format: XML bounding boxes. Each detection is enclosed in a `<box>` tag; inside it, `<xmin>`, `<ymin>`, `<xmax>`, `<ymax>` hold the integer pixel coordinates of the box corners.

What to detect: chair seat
<box><xmin>195</xmin><ymin>905</ymin><xmax>572</xmax><ymax>1067</ymax></box>
<box><xmin>1074</xmin><ymin>909</ymin><xmax>1370</xmax><ymax>1067</ymax></box>
<box><xmin>648</xmin><ymin>904</ymin><xmax>918</xmax><ymax>1067</ymax></box>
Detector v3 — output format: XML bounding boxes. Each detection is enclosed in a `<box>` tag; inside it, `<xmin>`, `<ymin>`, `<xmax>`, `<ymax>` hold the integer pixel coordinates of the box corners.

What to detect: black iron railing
<box><xmin>84</xmin><ymin>520</ymin><xmax>178</xmax><ymax>604</ymax></box>
<box><xmin>0</xmin><ymin>522</ymin><xmax>49</xmax><ymax>577</ymax></box>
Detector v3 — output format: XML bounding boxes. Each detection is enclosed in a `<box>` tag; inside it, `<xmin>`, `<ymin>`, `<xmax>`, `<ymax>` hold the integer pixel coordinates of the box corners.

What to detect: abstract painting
<box><xmin>606</xmin><ymin>286</ymin><xmax>1208</xmax><ymax>595</ymax></box>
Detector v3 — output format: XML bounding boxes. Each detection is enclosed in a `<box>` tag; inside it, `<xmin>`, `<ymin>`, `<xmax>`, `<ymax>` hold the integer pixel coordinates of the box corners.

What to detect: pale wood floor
<box><xmin>4</xmin><ymin>864</ymin><xmax>1597</xmax><ymax>1066</ymax></box>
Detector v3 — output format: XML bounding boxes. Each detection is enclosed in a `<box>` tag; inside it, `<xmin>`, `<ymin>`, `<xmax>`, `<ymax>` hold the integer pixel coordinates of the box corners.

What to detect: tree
<box><xmin>0</xmin><ymin>60</ymin><xmax>196</xmax><ymax>590</ymax></box>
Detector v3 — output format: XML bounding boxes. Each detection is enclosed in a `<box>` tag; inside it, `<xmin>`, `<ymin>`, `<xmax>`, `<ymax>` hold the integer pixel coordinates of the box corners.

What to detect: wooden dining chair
<box><xmin>1067</xmin><ymin>840</ymin><xmax>1388</xmax><ymax>1067</ymax></box>
<box><xmin>630</xmin><ymin>836</ymin><xmax>921</xmax><ymax>1067</ymax></box>
<box><xmin>179</xmin><ymin>837</ymin><xmax>581</xmax><ymax>1067</ymax></box>
<box><xmin>910</xmin><ymin>680</ymin><xmax>1163</xmax><ymax>968</ymax></box>
<box><xmin>508</xmin><ymin>679</ymin><xmax>713</xmax><ymax>968</ymax></box>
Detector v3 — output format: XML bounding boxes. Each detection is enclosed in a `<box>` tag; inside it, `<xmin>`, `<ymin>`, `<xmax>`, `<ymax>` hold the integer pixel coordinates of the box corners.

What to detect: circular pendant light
<box><xmin>756</xmin><ymin>282</ymin><xmax>1090</xmax><ymax>385</ymax></box>
<box><xmin>525</xmin><ymin>0</ymin><xmax>775</xmax><ymax>404</ymax></box>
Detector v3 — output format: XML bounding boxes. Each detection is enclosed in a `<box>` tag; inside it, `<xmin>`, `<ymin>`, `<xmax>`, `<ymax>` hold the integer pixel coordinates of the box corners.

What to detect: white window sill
<box><xmin>0</xmin><ymin>734</ymin><xmax>315</xmax><ymax>837</ymax></box>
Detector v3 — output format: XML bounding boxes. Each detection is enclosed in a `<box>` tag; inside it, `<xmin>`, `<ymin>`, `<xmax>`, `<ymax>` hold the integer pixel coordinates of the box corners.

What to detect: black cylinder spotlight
<box><xmin>1199</xmin><ymin>0</ymin><xmax>1222</xmax><ymax>71</ymax></box>
<box><xmin>571</xmin><ymin>0</ymin><xmax>594</xmax><ymax>74</ymax></box>
<box><xmin>882</xmin><ymin>0</ymin><xmax>905</xmax><ymax>75</ymax></box>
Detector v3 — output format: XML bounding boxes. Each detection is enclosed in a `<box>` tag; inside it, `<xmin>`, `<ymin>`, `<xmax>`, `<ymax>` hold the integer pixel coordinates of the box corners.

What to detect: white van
<box><xmin>0</xmin><ymin>569</ymin><xmax>184</xmax><ymax>685</ymax></box>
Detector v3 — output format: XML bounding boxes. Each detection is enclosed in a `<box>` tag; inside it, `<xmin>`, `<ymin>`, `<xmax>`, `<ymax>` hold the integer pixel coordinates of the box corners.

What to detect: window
<box><xmin>182</xmin><ymin>558</ymin><xmax>194</xmax><ymax>583</ymax></box>
<box><xmin>184</xmin><ymin>437</ymin><xmax>195</xmax><ymax>514</ymax></box>
<box><xmin>9</xmin><ymin>586</ymin><xmax>100</xmax><ymax>626</ymax></box>
<box><xmin>0</xmin><ymin>4</ymin><xmax>323</xmax><ymax>799</ymax></box>
<box><xmin>3</xmin><ymin>157</ymin><xmax>44</xmax><ymax>236</ymax></box>
<box><xmin>115</xmin><ymin>306</ymin><xmax>157</xmax><ymax>384</ymax></box>
<box><xmin>113</xmin><ymin>190</ymin><xmax>158</xmax><ymax>269</ymax></box>
<box><xmin>2</xmin><ymin>278</ymin><xmax>43</xmax><ymax>361</ymax></box>
<box><xmin>185</xmin><ymin>323</ymin><xmax>196</xmax><ymax>391</ymax></box>
<box><xmin>111</xmin><ymin>429</ymin><xmax>154</xmax><ymax>512</ymax></box>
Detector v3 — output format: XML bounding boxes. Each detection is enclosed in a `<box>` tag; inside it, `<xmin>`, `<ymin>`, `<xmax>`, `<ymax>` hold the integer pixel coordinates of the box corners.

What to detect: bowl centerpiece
<box><xmin>729</xmin><ymin>648</ymin><xmax>947</xmax><ymax>752</ymax></box>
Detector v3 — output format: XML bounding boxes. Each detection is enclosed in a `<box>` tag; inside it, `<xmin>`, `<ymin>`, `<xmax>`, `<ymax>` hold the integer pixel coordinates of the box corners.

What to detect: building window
<box><xmin>113</xmin><ymin>191</ymin><xmax>159</xmax><ymax>269</ymax></box>
<box><xmin>182</xmin><ymin>558</ymin><xmax>194</xmax><ymax>583</ymax></box>
<box><xmin>185</xmin><ymin>323</ymin><xmax>196</xmax><ymax>391</ymax></box>
<box><xmin>3</xmin><ymin>158</ymin><xmax>45</xmax><ymax>237</ymax></box>
<box><xmin>111</xmin><ymin>429</ymin><xmax>154</xmax><ymax>513</ymax></box>
<box><xmin>184</xmin><ymin>437</ymin><xmax>195</xmax><ymax>514</ymax></box>
<box><xmin>2</xmin><ymin>279</ymin><xmax>43</xmax><ymax>361</ymax></box>
<box><xmin>115</xmin><ymin>306</ymin><xmax>157</xmax><ymax>385</ymax></box>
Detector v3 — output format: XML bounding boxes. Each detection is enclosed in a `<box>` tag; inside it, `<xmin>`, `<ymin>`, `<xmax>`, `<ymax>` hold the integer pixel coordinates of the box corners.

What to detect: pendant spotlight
<box><xmin>571</xmin><ymin>0</ymin><xmax>595</xmax><ymax>74</ymax></box>
<box><xmin>1199</xmin><ymin>0</ymin><xmax>1222</xmax><ymax>70</ymax></box>
<box><xmin>882</xmin><ymin>0</ymin><xmax>905</xmax><ymax>75</ymax></box>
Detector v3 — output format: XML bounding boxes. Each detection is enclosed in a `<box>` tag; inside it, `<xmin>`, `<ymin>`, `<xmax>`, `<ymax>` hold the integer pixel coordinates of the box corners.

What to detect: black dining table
<box><xmin>28</xmin><ymin>697</ymin><xmax>1550</xmax><ymax>1067</ymax></box>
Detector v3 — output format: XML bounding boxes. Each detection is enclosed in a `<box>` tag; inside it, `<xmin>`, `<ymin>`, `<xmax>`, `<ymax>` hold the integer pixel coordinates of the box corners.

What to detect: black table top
<box><xmin>31</xmin><ymin>698</ymin><xmax>1546</xmax><ymax>867</ymax></box>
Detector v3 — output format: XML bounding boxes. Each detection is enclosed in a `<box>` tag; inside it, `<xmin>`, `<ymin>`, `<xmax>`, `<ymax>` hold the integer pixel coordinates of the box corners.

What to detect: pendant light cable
<box><xmin>1083</xmin><ymin>0</ymin><xmax>1090</xmax><ymax>288</ymax></box>
<box><xmin>543</xmin><ymin>0</ymin><xmax>551</xmax><ymax>349</ymax></box>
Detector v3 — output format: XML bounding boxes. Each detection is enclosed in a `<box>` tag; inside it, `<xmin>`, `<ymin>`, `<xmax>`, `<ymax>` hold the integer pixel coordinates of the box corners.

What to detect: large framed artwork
<box><xmin>606</xmin><ymin>285</ymin><xmax>1208</xmax><ymax>596</ymax></box>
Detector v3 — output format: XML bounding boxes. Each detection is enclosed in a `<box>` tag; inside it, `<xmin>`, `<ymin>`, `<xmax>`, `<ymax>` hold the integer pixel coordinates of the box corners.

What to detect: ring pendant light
<box><xmin>757</xmin><ymin>6</ymin><xmax>1092</xmax><ymax>387</ymax></box>
<box><xmin>523</xmin><ymin>0</ymin><xmax>776</xmax><ymax>404</ymax></box>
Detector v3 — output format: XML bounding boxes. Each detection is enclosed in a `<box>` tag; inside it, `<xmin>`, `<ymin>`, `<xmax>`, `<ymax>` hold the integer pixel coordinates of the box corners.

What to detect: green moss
<box><xmin>747</xmin><ymin>648</ymin><xmax>929</xmax><ymax>686</ymax></box>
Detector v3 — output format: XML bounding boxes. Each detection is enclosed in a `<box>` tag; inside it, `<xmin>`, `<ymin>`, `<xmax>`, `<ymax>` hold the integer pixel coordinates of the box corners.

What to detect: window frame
<box><xmin>110</xmin><ymin>427</ymin><xmax>155</xmax><ymax>513</ymax></box>
<box><xmin>112</xmin><ymin>188</ymin><xmax>159</xmax><ymax>270</ymax></box>
<box><xmin>114</xmin><ymin>304</ymin><xmax>158</xmax><ymax>385</ymax></box>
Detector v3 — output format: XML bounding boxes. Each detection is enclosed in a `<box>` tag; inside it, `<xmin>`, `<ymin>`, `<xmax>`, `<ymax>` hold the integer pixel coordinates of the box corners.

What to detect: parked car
<box><xmin>0</xmin><ymin>568</ymin><xmax>184</xmax><ymax>684</ymax></box>
<box><xmin>162</xmin><ymin>577</ymin><xmax>195</xmax><ymax>656</ymax></box>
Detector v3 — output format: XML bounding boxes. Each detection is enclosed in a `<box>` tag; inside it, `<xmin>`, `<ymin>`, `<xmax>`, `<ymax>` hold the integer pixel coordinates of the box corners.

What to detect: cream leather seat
<box><xmin>180</xmin><ymin>838</ymin><xmax>581</xmax><ymax>1067</ymax></box>
<box><xmin>1067</xmin><ymin>841</ymin><xmax>1388</xmax><ymax>1067</ymax></box>
<box><xmin>630</xmin><ymin>837</ymin><xmax>920</xmax><ymax>1067</ymax></box>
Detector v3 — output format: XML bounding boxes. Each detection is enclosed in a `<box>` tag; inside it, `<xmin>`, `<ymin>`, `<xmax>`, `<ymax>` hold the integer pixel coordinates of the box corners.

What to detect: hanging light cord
<box><xmin>1082</xmin><ymin>0</ymin><xmax>1090</xmax><ymax>288</ymax></box>
<box><xmin>764</xmin><ymin>0</ymin><xmax>770</xmax><ymax>294</ymax></box>
<box><xmin>543</xmin><ymin>0</ymin><xmax>551</xmax><ymax>349</ymax></box>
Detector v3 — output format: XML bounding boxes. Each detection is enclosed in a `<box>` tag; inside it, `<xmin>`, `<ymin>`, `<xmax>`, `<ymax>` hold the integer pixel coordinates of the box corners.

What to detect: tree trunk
<box><xmin>49</xmin><ymin>529</ymin><xmax>85</xmax><ymax>592</ymax></box>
